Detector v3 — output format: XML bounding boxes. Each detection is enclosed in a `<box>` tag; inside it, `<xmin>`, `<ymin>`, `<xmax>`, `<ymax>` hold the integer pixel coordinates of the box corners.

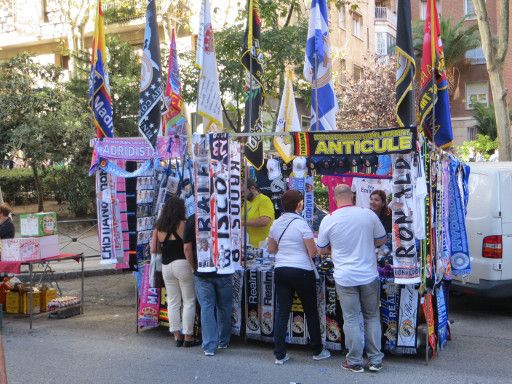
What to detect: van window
<box><xmin>467</xmin><ymin>172</ymin><xmax>495</xmax><ymax>220</ymax></box>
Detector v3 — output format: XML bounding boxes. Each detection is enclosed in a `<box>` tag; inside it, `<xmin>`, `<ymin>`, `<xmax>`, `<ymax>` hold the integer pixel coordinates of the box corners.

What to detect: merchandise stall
<box><xmin>90</xmin><ymin>127</ymin><xmax>470</xmax><ymax>360</ymax></box>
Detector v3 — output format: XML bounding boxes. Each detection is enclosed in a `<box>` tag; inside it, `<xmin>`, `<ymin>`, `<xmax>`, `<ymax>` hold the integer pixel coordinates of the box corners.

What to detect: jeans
<box><xmin>336</xmin><ymin>278</ymin><xmax>384</xmax><ymax>366</ymax></box>
<box><xmin>273</xmin><ymin>267</ymin><xmax>323</xmax><ymax>360</ymax></box>
<box><xmin>194</xmin><ymin>274</ymin><xmax>233</xmax><ymax>353</ymax></box>
<box><xmin>162</xmin><ymin>259</ymin><xmax>195</xmax><ymax>335</ymax></box>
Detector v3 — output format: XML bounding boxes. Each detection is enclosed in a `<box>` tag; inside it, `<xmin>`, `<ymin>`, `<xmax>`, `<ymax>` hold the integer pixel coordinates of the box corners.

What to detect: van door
<box><xmin>499</xmin><ymin>170</ymin><xmax>512</xmax><ymax>280</ymax></box>
<box><xmin>461</xmin><ymin>169</ymin><xmax>502</xmax><ymax>284</ymax></box>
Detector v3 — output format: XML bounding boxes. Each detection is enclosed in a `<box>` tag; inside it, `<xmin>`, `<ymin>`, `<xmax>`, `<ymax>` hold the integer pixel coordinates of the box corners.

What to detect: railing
<box><xmin>375</xmin><ymin>6</ymin><xmax>397</xmax><ymax>26</ymax></box>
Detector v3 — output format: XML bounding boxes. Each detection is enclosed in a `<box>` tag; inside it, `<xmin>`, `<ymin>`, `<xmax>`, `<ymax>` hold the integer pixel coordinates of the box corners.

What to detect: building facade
<box><xmin>411</xmin><ymin>0</ymin><xmax>512</xmax><ymax>144</ymax></box>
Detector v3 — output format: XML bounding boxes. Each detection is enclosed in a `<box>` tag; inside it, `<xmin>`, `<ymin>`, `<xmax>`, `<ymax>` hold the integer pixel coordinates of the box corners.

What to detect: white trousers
<box><xmin>162</xmin><ymin>259</ymin><xmax>196</xmax><ymax>335</ymax></box>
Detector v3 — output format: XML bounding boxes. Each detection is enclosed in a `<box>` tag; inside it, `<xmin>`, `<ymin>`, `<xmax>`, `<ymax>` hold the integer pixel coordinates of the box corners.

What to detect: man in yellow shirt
<box><xmin>242</xmin><ymin>179</ymin><xmax>275</xmax><ymax>248</ymax></box>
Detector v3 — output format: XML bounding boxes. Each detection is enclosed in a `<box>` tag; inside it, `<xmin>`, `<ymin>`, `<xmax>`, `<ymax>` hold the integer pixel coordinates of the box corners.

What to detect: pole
<box><xmin>314</xmin><ymin>53</ymin><xmax>320</xmax><ymax>131</ymax></box>
<box><xmin>80</xmin><ymin>254</ymin><xmax>84</xmax><ymax>315</ymax></box>
<box><xmin>29</xmin><ymin>263</ymin><xmax>33</xmax><ymax>330</ymax></box>
<box><xmin>0</xmin><ymin>334</ymin><xmax>7</xmax><ymax>384</ymax></box>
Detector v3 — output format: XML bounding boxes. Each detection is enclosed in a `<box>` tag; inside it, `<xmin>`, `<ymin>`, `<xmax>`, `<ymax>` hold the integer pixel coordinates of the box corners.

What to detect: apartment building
<box><xmin>411</xmin><ymin>0</ymin><xmax>512</xmax><ymax>144</ymax></box>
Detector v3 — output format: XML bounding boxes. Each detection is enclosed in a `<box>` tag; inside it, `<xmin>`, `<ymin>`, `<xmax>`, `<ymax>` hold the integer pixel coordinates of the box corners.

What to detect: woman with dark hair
<box><xmin>369</xmin><ymin>190</ymin><xmax>392</xmax><ymax>234</ymax></box>
<box><xmin>267</xmin><ymin>190</ymin><xmax>330</xmax><ymax>365</ymax></box>
<box><xmin>0</xmin><ymin>203</ymin><xmax>15</xmax><ymax>239</ymax></box>
<box><xmin>150</xmin><ymin>195</ymin><xmax>196</xmax><ymax>347</ymax></box>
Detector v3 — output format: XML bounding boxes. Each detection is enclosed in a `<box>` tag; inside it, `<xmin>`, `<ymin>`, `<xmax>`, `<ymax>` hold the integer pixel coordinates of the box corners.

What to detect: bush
<box><xmin>456</xmin><ymin>134</ymin><xmax>498</xmax><ymax>161</ymax></box>
<box><xmin>0</xmin><ymin>168</ymin><xmax>39</xmax><ymax>205</ymax></box>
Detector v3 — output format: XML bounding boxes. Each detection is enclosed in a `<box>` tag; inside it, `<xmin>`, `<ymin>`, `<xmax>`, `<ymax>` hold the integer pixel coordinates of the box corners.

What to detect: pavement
<box><xmin>2</xmin><ymin>273</ymin><xmax>512</xmax><ymax>384</ymax></box>
<box><xmin>2</xmin><ymin>223</ymin><xmax>512</xmax><ymax>383</ymax></box>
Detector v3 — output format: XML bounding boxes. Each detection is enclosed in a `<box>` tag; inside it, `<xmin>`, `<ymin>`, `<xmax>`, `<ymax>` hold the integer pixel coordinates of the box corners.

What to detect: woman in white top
<box><xmin>267</xmin><ymin>190</ymin><xmax>330</xmax><ymax>365</ymax></box>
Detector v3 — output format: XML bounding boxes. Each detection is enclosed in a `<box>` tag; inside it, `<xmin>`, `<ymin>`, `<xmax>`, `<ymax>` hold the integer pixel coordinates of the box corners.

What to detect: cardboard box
<box><xmin>20</xmin><ymin>289</ymin><xmax>40</xmax><ymax>314</ymax></box>
<box><xmin>40</xmin><ymin>287</ymin><xmax>57</xmax><ymax>312</ymax></box>
<box><xmin>20</xmin><ymin>212</ymin><xmax>57</xmax><ymax>237</ymax></box>
<box><xmin>0</xmin><ymin>235</ymin><xmax>60</xmax><ymax>262</ymax></box>
<box><xmin>6</xmin><ymin>291</ymin><xmax>20</xmax><ymax>314</ymax></box>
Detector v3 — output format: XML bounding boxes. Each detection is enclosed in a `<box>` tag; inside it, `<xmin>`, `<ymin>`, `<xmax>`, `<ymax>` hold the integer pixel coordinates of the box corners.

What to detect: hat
<box><xmin>266</xmin><ymin>158</ymin><xmax>281</xmax><ymax>181</ymax></box>
<box><xmin>292</xmin><ymin>156</ymin><xmax>307</xmax><ymax>178</ymax></box>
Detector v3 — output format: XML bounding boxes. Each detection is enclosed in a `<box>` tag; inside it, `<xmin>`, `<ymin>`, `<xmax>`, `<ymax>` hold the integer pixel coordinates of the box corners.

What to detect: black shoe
<box><xmin>183</xmin><ymin>340</ymin><xmax>201</xmax><ymax>347</ymax></box>
<box><xmin>175</xmin><ymin>339</ymin><xmax>184</xmax><ymax>347</ymax></box>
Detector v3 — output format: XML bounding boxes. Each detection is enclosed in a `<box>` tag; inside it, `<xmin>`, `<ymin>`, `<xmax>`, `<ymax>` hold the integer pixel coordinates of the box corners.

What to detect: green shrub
<box><xmin>0</xmin><ymin>168</ymin><xmax>38</xmax><ymax>204</ymax></box>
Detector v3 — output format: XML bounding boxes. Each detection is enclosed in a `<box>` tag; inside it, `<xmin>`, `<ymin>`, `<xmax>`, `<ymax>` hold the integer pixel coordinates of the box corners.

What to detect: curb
<box><xmin>18</xmin><ymin>268</ymin><xmax>130</xmax><ymax>282</ymax></box>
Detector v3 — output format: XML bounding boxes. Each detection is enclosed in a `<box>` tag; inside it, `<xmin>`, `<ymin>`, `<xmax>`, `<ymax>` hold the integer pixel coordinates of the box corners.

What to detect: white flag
<box><xmin>196</xmin><ymin>0</ymin><xmax>223</xmax><ymax>131</ymax></box>
<box><xmin>273</xmin><ymin>70</ymin><xmax>300</xmax><ymax>163</ymax></box>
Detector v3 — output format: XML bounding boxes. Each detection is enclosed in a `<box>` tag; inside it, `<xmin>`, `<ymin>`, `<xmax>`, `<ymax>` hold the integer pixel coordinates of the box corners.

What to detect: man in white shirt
<box><xmin>317</xmin><ymin>184</ymin><xmax>386</xmax><ymax>373</ymax></box>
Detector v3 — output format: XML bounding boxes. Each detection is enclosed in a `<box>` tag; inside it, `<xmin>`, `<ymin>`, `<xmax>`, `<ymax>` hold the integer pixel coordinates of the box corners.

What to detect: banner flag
<box><xmin>274</xmin><ymin>70</ymin><xmax>300</xmax><ymax>163</ymax></box>
<box><xmin>196</xmin><ymin>0</ymin><xmax>223</xmax><ymax>132</ymax></box>
<box><xmin>242</xmin><ymin>0</ymin><xmax>265</xmax><ymax>170</ymax></box>
<box><xmin>304</xmin><ymin>0</ymin><xmax>338</xmax><ymax>131</ymax></box>
<box><xmin>419</xmin><ymin>0</ymin><xmax>453</xmax><ymax>148</ymax></box>
<box><xmin>293</xmin><ymin>127</ymin><xmax>416</xmax><ymax>158</ymax></box>
<box><xmin>395</xmin><ymin>0</ymin><xmax>416</xmax><ymax>128</ymax></box>
<box><xmin>89</xmin><ymin>0</ymin><xmax>114</xmax><ymax>139</ymax></box>
<box><xmin>138</xmin><ymin>0</ymin><xmax>163</xmax><ymax>149</ymax></box>
<box><xmin>162</xmin><ymin>28</ymin><xmax>186</xmax><ymax>135</ymax></box>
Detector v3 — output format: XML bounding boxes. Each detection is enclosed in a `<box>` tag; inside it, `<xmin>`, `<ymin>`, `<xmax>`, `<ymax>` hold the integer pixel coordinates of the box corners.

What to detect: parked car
<box><xmin>452</xmin><ymin>162</ymin><xmax>512</xmax><ymax>298</ymax></box>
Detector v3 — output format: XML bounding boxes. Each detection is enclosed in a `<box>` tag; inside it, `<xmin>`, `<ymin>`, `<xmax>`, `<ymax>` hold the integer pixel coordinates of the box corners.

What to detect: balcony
<box><xmin>375</xmin><ymin>6</ymin><xmax>397</xmax><ymax>27</ymax></box>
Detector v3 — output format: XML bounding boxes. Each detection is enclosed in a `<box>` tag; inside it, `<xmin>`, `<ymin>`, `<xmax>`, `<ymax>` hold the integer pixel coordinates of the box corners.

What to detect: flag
<box><xmin>304</xmin><ymin>0</ymin><xmax>338</xmax><ymax>131</ymax></box>
<box><xmin>196</xmin><ymin>0</ymin><xmax>223</xmax><ymax>132</ymax></box>
<box><xmin>241</xmin><ymin>0</ymin><xmax>265</xmax><ymax>170</ymax></box>
<box><xmin>419</xmin><ymin>0</ymin><xmax>453</xmax><ymax>148</ymax></box>
<box><xmin>162</xmin><ymin>28</ymin><xmax>185</xmax><ymax>135</ymax></box>
<box><xmin>395</xmin><ymin>0</ymin><xmax>416</xmax><ymax>128</ymax></box>
<box><xmin>138</xmin><ymin>0</ymin><xmax>163</xmax><ymax>149</ymax></box>
<box><xmin>274</xmin><ymin>70</ymin><xmax>300</xmax><ymax>163</ymax></box>
<box><xmin>89</xmin><ymin>0</ymin><xmax>113</xmax><ymax>138</ymax></box>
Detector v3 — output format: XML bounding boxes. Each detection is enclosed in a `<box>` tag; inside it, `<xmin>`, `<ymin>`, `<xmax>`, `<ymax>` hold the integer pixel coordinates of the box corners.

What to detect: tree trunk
<box><xmin>473</xmin><ymin>0</ymin><xmax>510</xmax><ymax>160</ymax></box>
<box><xmin>31</xmin><ymin>163</ymin><xmax>44</xmax><ymax>212</ymax></box>
<box><xmin>488</xmin><ymin>69</ymin><xmax>511</xmax><ymax>160</ymax></box>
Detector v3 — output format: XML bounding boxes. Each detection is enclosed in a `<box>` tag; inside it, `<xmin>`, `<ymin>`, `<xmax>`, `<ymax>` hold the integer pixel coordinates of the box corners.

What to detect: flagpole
<box><xmin>314</xmin><ymin>55</ymin><xmax>320</xmax><ymax>131</ymax></box>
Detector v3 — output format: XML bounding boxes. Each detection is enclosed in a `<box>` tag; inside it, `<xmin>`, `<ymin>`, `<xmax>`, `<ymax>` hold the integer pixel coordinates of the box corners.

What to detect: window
<box><xmin>464</xmin><ymin>0</ymin><xmax>476</xmax><ymax>19</ymax></box>
<box><xmin>352</xmin><ymin>12</ymin><xmax>363</xmax><ymax>39</ymax></box>
<box><xmin>301</xmin><ymin>115</ymin><xmax>311</xmax><ymax>131</ymax></box>
<box><xmin>466</xmin><ymin>82</ymin><xmax>489</xmax><ymax>110</ymax></box>
<box><xmin>376</xmin><ymin>33</ymin><xmax>396</xmax><ymax>56</ymax></box>
<box><xmin>338</xmin><ymin>5</ymin><xmax>346</xmax><ymax>29</ymax></box>
<box><xmin>420</xmin><ymin>0</ymin><xmax>441</xmax><ymax>21</ymax></box>
<box><xmin>353</xmin><ymin>65</ymin><xmax>363</xmax><ymax>81</ymax></box>
<box><xmin>339</xmin><ymin>58</ymin><xmax>346</xmax><ymax>72</ymax></box>
<box><xmin>467</xmin><ymin>126</ymin><xmax>478</xmax><ymax>141</ymax></box>
<box><xmin>42</xmin><ymin>0</ymin><xmax>49</xmax><ymax>23</ymax></box>
<box><xmin>465</xmin><ymin>47</ymin><xmax>486</xmax><ymax>64</ymax></box>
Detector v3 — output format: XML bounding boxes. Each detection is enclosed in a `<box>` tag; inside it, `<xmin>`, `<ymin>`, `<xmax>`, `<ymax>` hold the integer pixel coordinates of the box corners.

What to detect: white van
<box><xmin>452</xmin><ymin>162</ymin><xmax>512</xmax><ymax>297</ymax></box>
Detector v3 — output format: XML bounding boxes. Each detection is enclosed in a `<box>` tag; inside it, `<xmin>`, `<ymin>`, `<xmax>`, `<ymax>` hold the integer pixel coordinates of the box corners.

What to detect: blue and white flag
<box><xmin>303</xmin><ymin>0</ymin><xmax>338</xmax><ymax>131</ymax></box>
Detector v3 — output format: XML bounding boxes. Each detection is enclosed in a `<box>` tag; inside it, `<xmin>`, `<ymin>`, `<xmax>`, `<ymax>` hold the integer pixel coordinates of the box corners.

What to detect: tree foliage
<box><xmin>180</xmin><ymin>0</ymin><xmax>308</xmax><ymax>132</ymax></box>
<box><xmin>456</xmin><ymin>134</ymin><xmax>498</xmax><ymax>161</ymax></box>
<box><xmin>335</xmin><ymin>56</ymin><xmax>397</xmax><ymax>130</ymax></box>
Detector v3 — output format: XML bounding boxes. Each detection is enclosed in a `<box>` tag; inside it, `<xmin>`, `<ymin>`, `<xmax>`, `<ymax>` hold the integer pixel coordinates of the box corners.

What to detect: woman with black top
<box><xmin>369</xmin><ymin>190</ymin><xmax>392</xmax><ymax>234</ymax></box>
<box><xmin>150</xmin><ymin>196</ymin><xmax>196</xmax><ymax>347</ymax></box>
<box><xmin>0</xmin><ymin>203</ymin><xmax>15</xmax><ymax>240</ymax></box>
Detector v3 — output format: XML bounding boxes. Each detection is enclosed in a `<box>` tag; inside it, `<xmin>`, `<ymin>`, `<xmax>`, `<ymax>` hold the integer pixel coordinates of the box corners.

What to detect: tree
<box><xmin>413</xmin><ymin>16</ymin><xmax>481</xmax><ymax>96</ymax></box>
<box><xmin>180</xmin><ymin>0</ymin><xmax>308</xmax><ymax>132</ymax></box>
<box><xmin>456</xmin><ymin>134</ymin><xmax>498</xmax><ymax>161</ymax></box>
<box><xmin>472</xmin><ymin>0</ymin><xmax>511</xmax><ymax>161</ymax></box>
<box><xmin>335</xmin><ymin>56</ymin><xmax>396</xmax><ymax>130</ymax></box>
<box><xmin>56</xmin><ymin>0</ymin><xmax>93</xmax><ymax>78</ymax></box>
<box><xmin>0</xmin><ymin>54</ymin><xmax>89</xmax><ymax>211</ymax></box>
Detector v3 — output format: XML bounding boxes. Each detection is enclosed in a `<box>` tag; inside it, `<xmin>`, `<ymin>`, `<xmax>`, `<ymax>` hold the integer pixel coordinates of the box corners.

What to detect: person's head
<box><xmin>369</xmin><ymin>190</ymin><xmax>387</xmax><ymax>215</ymax></box>
<box><xmin>0</xmin><ymin>203</ymin><xmax>12</xmax><ymax>219</ymax></box>
<box><xmin>334</xmin><ymin>184</ymin><xmax>353</xmax><ymax>207</ymax></box>
<box><xmin>246</xmin><ymin>178</ymin><xmax>259</xmax><ymax>201</ymax></box>
<box><xmin>155</xmin><ymin>195</ymin><xmax>185</xmax><ymax>233</ymax></box>
<box><xmin>281</xmin><ymin>189</ymin><xmax>304</xmax><ymax>213</ymax></box>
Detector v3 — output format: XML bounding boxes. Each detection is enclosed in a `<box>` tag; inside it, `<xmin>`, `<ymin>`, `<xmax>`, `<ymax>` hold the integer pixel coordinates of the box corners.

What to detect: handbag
<box><xmin>149</xmin><ymin>232</ymin><xmax>169</xmax><ymax>289</ymax></box>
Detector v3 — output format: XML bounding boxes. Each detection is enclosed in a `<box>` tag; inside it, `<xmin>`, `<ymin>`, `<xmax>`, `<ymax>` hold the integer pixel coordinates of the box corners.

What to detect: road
<box><xmin>2</xmin><ymin>274</ymin><xmax>512</xmax><ymax>384</ymax></box>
